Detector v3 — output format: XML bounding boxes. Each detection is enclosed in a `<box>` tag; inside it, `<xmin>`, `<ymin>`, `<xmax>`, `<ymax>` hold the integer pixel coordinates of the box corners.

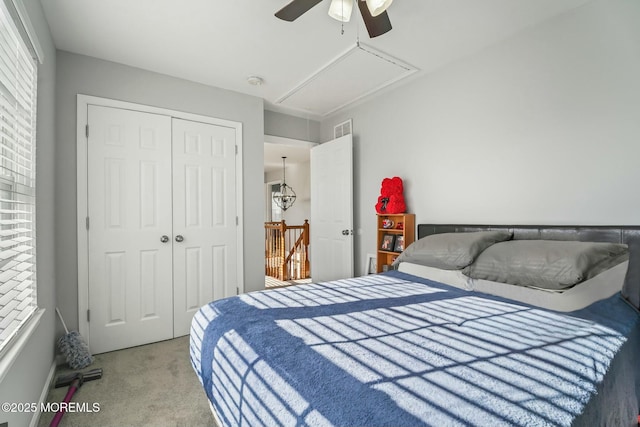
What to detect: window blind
<box><xmin>0</xmin><ymin>0</ymin><xmax>37</xmax><ymax>354</ymax></box>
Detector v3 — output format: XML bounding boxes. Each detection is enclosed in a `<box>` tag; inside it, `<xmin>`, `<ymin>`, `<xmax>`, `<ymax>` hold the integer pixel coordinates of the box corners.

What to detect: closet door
<box><xmin>172</xmin><ymin>118</ymin><xmax>238</xmax><ymax>336</ymax></box>
<box><xmin>87</xmin><ymin>105</ymin><xmax>174</xmax><ymax>353</ymax></box>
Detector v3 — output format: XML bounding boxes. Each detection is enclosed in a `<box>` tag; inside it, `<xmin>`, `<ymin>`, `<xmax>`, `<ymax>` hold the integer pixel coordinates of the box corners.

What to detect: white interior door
<box><xmin>87</xmin><ymin>105</ymin><xmax>174</xmax><ymax>354</ymax></box>
<box><xmin>310</xmin><ymin>135</ymin><xmax>353</xmax><ymax>282</ymax></box>
<box><xmin>172</xmin><ymin>118</ymin><xmax>238</xmax><ymax>336</ymax></box>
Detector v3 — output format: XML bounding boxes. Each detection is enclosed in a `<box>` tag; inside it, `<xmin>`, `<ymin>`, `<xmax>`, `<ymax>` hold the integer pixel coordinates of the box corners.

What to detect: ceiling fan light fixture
<box><xmin>328</xmin><ymin>0</ymin><xmax>353</xmax><ymax>22</ymax></box>
<box><xmin>364</xmin><ymin>0</ymin><xmax>393</xmax><ymax>17</ymax></box>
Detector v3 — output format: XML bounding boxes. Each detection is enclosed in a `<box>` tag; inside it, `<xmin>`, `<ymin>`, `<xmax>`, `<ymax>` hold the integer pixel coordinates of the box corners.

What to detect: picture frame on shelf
<box><xmin>365</xmin><ymin>254</ymin><xmax>377</xmax><ymax>275</ymax></box>
<box><xmin>393</xmin><ymin>235</ymin><xmax>405</xmax><ymax>252</ymax></box>
<box><xmin>380</xmin><ymin>234</ymin><xmax>396</xmax><ymax>251</ymax></box>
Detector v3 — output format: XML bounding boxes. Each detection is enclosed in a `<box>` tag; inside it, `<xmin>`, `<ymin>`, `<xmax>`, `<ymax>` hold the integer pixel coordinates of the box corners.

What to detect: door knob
<box><xmin>341</xmin><ymin>229</ymin><xmax>351</xmax><ymax>236</ymax></box>
<box><xmin>160</xmin><ymin>235</ymin><xmax>169</xmax><ymax>243</ymax></box>
<box><xmin>175</xmin><ymin>235</ymin><xmax>184</xmax><ymax>243</ymax></box>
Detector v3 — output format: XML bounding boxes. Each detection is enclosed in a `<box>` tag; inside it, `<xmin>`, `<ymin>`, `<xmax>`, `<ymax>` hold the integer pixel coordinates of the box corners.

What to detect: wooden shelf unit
<box><xmin>376</xmin><ymin>213</ymin><xmax>415</xmax><ymax>273</ymax></box>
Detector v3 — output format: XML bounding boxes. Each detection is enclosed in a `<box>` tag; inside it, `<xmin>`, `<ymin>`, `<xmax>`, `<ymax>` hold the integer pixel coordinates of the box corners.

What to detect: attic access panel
<box><xmin>276</xmin><ymin>43</ymin><xmax>418</xmax><ymax>117</ymax></box>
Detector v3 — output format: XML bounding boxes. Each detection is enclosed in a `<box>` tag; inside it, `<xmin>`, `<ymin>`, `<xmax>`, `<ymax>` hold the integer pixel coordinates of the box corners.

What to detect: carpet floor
<box><xmin>38</xmin><ymin>336</ymin><xmax>215</xmax><ymax>427</ymax></box>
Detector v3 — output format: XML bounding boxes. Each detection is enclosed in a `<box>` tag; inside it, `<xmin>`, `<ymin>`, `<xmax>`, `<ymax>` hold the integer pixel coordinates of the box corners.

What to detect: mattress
<box><xmin>398</xmin><ymin>260</ymin><xmax>630</xmax><ymax>312</ymax></box>
<box><xmin>190</xmin><ymin>270</ymin><xmax>640</xmax><ymax>427</ymax></box>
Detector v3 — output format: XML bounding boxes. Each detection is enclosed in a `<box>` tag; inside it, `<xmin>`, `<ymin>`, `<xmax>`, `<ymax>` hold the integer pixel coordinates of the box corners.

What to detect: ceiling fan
<box><xmin>275</xmin><ymin>0</ymin><xmax>393</xmax><ymax>38</ymax></box>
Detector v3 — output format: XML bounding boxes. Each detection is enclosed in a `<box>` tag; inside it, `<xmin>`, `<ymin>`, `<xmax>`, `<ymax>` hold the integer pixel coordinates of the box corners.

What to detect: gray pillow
<box><xmin>621</xmin><ymin>239</ymin><xmax>640</xmax><ymax>309</ymax></box>
<box><xmin>463</xmin><ymin>240</ymin><xmax>629</xmax><ymax>290</ymax></box>
<box><xmin>392</xmin><ymin>230</ymin><xmax>512</xmax><ymax>270</ymax></box>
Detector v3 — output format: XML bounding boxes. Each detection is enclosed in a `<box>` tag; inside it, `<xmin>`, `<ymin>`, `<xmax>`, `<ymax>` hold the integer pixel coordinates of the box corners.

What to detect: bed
<box><xmin>190</xmin><ymin>224</ymin><xmax>640</xmax><ymax>427</ymax></box>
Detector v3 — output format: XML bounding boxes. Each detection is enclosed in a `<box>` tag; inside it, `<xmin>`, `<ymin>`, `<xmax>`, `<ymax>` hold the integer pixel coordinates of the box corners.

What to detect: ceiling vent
<box><xmin>276</xmin><ymin>42</ymin><xmax>417</xmax><ymax>117</ymax></box>
<box><xmin>334</xmin><ymin>119</ymin><xmax>352</xmax><ymax>138</ymax></box>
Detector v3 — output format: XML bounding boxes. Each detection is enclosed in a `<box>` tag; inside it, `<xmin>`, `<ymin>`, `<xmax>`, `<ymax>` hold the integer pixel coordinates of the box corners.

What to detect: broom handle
<box><xmin>55</xmin><ymin>307</ymin><xmax>70</xmax><ymax>334</ymax></box>
<box><xmin>49</xmin><ymin>378</ymin><xmax>80</xmax><ymax>427</ymax></box>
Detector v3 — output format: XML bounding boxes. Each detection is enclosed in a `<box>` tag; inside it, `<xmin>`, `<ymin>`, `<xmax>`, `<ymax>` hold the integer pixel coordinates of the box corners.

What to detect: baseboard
<box><xmin>55</xmin><ymin>353</ymin><xmax>65</xmax><ymax>366</ymax></box>
<box><xmin>29</xmin><ymin>360</ymin><xmax>57</xmax><ymax>427</ymax></box>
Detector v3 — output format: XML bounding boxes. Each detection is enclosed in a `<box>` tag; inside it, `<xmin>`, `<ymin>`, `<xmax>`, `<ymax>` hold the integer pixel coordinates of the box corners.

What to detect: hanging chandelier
<box><xmin>273</xmin><ymin>156</ymin><xmax>297</xmax><ymax>211</ymax></box>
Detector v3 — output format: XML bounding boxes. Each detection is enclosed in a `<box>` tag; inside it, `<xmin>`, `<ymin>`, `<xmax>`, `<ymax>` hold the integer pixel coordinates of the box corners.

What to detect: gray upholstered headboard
<box><xmin>417</xmin><ymin>224</ymin><xmax>640</xmax><ymax>244</ymax></box>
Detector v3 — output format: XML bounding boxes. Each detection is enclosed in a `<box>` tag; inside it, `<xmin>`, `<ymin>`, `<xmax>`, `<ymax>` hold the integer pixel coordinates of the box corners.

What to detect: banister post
<box><xmin>264</xmin><ymin>223</ymin><xmax>268</xmax><ymax>276</ymax></box>
<box><xmin>279</xmin><ymin>220</ymin><xmax>286</xmax><ymax>280</ymax></box>
<box><xmin>303</xmin><ymin>220</ymin><xmax>310</xmax><ymax>278</ymax></box>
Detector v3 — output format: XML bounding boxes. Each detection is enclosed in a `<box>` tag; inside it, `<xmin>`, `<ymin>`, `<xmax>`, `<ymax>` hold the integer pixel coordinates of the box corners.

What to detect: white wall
<box><xmin>265</xmin><ymin>110</ymin><xmax>320</xmax><ymax>142</ymax></box>
<box><xmin>320</xmin><ymin>0</ymin><xmax>640</xmax><ymax>275</ymax></box>
<box><xmin>265</xmin><ymin>161</ymin><xmax>311</xmax><ymax>225</ymax></box>
<box><xmin>0</xmin><ymin>0</ymin><xmax>57</xmax><ymax>425</ymax></box>
<box><xmin>55</xmin><ymin>51</ymin><xmax>265</xmax><ymax>332</ymax></box>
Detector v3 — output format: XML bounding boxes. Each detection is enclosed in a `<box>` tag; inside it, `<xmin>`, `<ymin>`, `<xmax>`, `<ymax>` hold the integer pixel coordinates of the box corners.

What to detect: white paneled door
<box><xmin>86</xmin><ymin>105</ymin><xmax>238</xmax><ymax>353</ymax></box>
<box><xmin>310</xmin><ymin>135</ymin><xmax>354</xmax><ymax>282</ymax></box>
<box><xmin>172</xmin><ymin>118</ymin><xmax>237</xmax><ymax>336</ymax></box>
<box><xmin>87</xmin><ymin>105</ymin><xmax>174</xmax><ymax>354</ymax></box>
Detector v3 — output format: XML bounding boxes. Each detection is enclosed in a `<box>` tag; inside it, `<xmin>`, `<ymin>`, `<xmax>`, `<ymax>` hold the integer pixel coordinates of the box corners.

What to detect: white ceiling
<box><xmin>264</xmin><ymin>142</ymin><xmax>312</xmax><ymax>174</ymax></box>
<box><xmin>41</xmin><ymin>0</ymin><xmax>592</xmax><ymax>120</ymax></box>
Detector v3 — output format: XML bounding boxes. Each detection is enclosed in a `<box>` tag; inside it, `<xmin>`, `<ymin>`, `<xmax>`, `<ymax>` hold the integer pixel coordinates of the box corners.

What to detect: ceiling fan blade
<box><xmin>275</xmin><ymin>0</ymin><xmax>324</xmax><ymax>21</ymax></box>
<box><xmin>357</xmin><ymin>1</ymin><xmax>392</xmax><ymax>38</ymax></box>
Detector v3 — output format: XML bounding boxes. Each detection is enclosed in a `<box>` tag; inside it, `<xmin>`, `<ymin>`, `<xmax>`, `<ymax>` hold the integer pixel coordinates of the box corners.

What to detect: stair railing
<box><xmin>265</xmin><ymin>220</ymin><xmax>310</xmax><ymax>281</ymax></box>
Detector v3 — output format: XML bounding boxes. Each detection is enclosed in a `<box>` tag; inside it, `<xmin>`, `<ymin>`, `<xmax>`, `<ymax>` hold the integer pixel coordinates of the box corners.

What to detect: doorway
<box><xmin>264</xmin><ymin>135</ymin><xmax>315</xmax><ymax>288</ymax></box>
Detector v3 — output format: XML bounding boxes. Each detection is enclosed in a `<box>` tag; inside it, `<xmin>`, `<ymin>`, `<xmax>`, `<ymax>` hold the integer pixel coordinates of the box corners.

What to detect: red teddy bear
<box><xmin>375</xmin><ymin>177</ymin><xmax>406</xmax><ymax>214</ymax></box>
